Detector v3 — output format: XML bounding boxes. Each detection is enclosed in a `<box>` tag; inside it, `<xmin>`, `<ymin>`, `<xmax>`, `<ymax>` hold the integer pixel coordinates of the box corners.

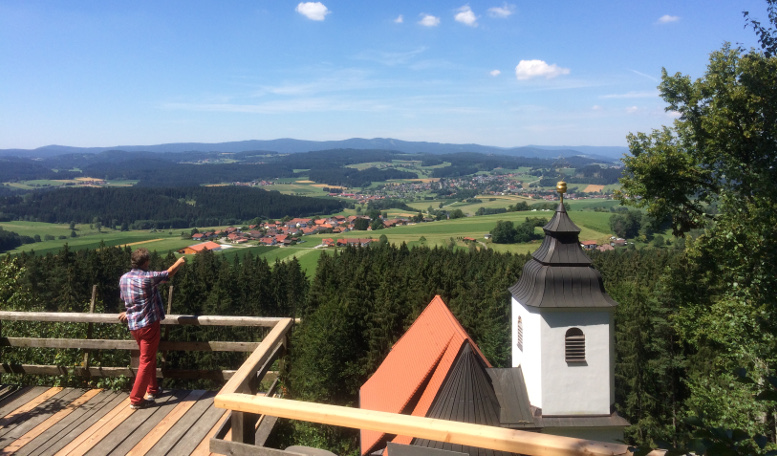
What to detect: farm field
<box><xmin>1</xmin><ymin>207</ymin><xmax>617</xmax><ymax>276</ymax></box>
<box><xmin>0</xmin><ymin>223</ymin><xmax>194</xmax><ymax>256</ymax></box>
<box><xmin>6</xmin><ymin>178</ymin><xmax>138</xmax><ymax>190</ymax></box>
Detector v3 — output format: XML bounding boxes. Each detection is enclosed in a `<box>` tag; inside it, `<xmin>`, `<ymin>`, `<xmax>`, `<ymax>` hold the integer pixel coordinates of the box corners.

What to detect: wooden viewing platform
<box><xmin>0</xmin><ymin>308</ymin><xmax>293</xmax><ymax>456</ymax></box>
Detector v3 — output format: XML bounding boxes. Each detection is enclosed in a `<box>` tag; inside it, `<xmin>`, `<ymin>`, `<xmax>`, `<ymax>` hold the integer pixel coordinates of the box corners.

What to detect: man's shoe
<box><xmin>144</xmin><ymin>393</ymin><xmax>157</xmax><ymax>402</ymax></box>
<box><xmin>130</xmin><ymin>399</ymin><xmax>153</xmax><ymax>410</ymax></box>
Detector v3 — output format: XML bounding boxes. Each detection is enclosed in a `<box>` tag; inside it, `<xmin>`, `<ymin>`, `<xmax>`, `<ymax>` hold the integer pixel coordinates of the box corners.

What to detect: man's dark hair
<box><xmin>131</xmin><ymin>248</ymin><xmax>151</xmax><ymax>269</ymax></box>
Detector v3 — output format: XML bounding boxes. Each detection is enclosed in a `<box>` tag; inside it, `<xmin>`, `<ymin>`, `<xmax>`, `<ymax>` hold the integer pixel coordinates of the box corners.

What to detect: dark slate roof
<box><xmin>486</xmin><ymin>368</ymin><xmax>537</xmax><ymax>428</ymax></box>
<box><xmin>542</xmin><ymin>202</ymin><xmax>582</xmax><ymax>233</ymax></box>
<box><xmin>509</xmin><ymin>202</ymin><xmax>617</xmax><ymax>309</ymax></box>
<box><xmin>412</xmin><ymin>343</ymin><xmax>518</xmax><ymax>456</ymax></box>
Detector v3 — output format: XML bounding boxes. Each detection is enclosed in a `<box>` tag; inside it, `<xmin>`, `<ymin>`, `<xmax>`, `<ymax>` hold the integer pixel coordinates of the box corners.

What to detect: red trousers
<box><xmin>130</xmin><ymin>321</ymin><xmax>160</xmax><ymax>405</ymax></box>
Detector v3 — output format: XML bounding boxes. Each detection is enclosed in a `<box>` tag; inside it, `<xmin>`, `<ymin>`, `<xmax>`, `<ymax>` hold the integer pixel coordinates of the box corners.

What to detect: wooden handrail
<box><xmin>1</xmin><ymin>337</ymin><xmax>259</xmax><ymax>352</ymax></box>
<box><xmin>213</xmin><ymin>394</ymin><xmax>632</xmax><ymax>456</ymax></box>
<box><xmin>0</xmin><ymin>311</ymin><xmax>290</xmax><ymax>382</ymax></box>
<box><xmin>0</xmin><ymin>311</ymin><xmax>296</xmax><ymax>327</ymax></box>
<box><xmin>219</xmin><ymin>318</ymin><xmax>294</xmax><ymax>395</ymax></box>
<box><xmin>212</xmin><ymin>317</ymin><xmax>294</xmax><ymax>446</ymax></box>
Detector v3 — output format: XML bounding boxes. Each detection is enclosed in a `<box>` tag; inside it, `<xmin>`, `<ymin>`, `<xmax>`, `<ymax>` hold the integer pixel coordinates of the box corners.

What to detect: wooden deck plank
<box><xmin>0</xmin><ymin>388</ymin><xmax>88</xmax><ymax>454</ymax></box>
<box><xmin>145</xmin><ymin>390</ymin><xmax>217</xmax><ymax>456</ymax></box>
<box><xmin>0</xmin><ymin>387</ymin><xmax>46</xmax><ymax>419</ymax></box>
<box><xmin>0</xmin><ymin>389</ymin><xmax>101</xmax><ymax>456</ymax></box>
<box><xmin>0</xmin><ymin>387</ymin><xmax>63</xmax><ymax>431</ymax></box>
<box><xmin>83</xmin><ymin>390</ymin><xmax>188</xmax><ymax>456</ymax></box>
<box><xmin>125</xmin><ymin>389</ymin><xmax>207</xmax><ymax>456</ymax></box>
<box><xmin>0</xmin><ymin>387</ymin><xmax>236</xmax><ymax>456</ymax></box>
<box><xmin>176</xmin><ymin>400</ymin><xmax>229</xmax><ymax>456</ymax></box>
<box><xmin>0</xmin><ymin>386</ymin><xmax>17</xmax><ymax>404</ymax></box>
<box><xmin>16</xmin><ymin>391</ymin><xmax>123</xmax><ymax>456</ymax></box>
<box><xmin>20</xmin><ymin>390</ymin><xmax>121</xmax><ymax>456</ymax></box>
<box><xmin>52</xmin><ymin>393</ymin><xmax>132</xmax><ymax>456</ymax></box>
<box><xmin>191</xmin><ymin>408</ymin><xmax>231</xmax><ymax>456</ymax></box>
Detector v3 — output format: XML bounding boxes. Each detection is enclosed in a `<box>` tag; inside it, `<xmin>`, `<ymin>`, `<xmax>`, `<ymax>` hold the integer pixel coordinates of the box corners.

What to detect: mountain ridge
<box><xmin>1</xmin><ymin>138</ymin><xmax>627</xmax><ymax>161</ymax></box>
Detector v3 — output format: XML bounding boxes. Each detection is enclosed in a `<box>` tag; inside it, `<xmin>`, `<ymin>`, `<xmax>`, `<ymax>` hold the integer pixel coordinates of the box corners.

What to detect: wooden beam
<box><xmin>0</xmin><ymin>311</ymin><xmax>297</xmax><ymax>327</ymax></box>
<box><xmin>1</xmin><ymin>337</ymin><xmax>260</xmax><ymax>352</ymax></box>
<box><xmin>0</xmin><ymin>364</ymin><xmax>237</xmax><ymax>380</ymax></box>
<box><xmin>213</xmin><ymin>394</ymin><xmax>632</xmax><ymax>456</ymax></box>
<box><xmin>219</xmin><ymin>318</ymin><xmax>293</xmax><ymax>396</ymax></box>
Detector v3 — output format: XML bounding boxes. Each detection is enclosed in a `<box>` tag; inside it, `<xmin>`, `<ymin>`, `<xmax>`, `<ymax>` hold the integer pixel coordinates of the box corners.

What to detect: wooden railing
<box><xmin>209</xmin><ymin>318</ymin><xmax>294</xmax><ymax>454</ymax></box>
<box><xmin>0</xmin><ymin>309</ymin><xmax>289</xmax><ymax>382</ymax></box>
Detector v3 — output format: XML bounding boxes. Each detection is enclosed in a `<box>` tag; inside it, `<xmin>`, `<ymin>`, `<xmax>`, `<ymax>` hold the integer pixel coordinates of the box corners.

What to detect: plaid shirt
<box><xmin>120</xmin><ymin>268</ymin><xmax>169</xmax><ymax>331</ymax></box>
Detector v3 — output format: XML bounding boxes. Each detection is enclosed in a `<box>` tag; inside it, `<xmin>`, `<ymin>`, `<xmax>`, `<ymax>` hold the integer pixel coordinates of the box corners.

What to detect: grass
<box><xmin>1</xmin><ymin>203</ymin><xmax>617</xmax><ymax>276</ymax></box>
<box><xmin>6</xmin><ymin>179</ymin><xmax>138</xmax><ymax>190</ymax></box>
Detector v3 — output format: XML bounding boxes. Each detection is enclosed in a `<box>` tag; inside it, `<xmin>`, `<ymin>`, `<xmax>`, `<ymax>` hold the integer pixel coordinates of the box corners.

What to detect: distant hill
<box><xmin>1</xmin><ymin>138</ymin><xmax>627</xmax><ymax>162</ymax></box>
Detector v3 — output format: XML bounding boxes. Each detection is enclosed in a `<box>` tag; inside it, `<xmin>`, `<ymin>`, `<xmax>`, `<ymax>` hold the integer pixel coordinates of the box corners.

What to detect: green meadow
<box><xmin>1</xmin><ymin>202</ymin><xmax>618</xmax><ymax>276</ymax></box>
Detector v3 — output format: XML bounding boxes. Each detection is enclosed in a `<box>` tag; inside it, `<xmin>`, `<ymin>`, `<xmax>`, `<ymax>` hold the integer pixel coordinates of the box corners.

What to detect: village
<box><xmin>180</xmin><ymin>213</ymin><xmax>629</xmax><ymax>256</ymax></box>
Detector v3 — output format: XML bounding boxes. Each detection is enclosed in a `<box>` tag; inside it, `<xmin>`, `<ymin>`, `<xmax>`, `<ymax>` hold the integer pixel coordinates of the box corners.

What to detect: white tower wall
<box><xmin>540</xmin><ymin>309</ymin><xmax>614</xmax><ymax>416</ymax></box>
<box><xmin>511</xmin><ymin>297</ymin><xmax>544</xmax><ymax>408</ymax></box>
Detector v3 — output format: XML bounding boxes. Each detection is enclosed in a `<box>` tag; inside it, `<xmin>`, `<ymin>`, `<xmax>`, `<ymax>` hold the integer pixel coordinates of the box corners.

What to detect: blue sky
<box><xmin>0</xmin><ymin>1</ymin><xmax>770</xmax><ymax>150</ymax></box>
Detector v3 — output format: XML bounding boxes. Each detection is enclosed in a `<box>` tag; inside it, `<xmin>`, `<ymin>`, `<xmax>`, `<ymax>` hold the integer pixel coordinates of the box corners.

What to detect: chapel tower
<box><xmin>508</xmin><ymin>182</ymin><xmax>624</xmax><ymax>441</ymax></box>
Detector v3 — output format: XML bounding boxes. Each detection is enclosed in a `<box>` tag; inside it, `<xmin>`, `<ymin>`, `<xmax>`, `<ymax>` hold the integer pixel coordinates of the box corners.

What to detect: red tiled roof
<box><xmin>359</xmin><ymin>295</ymin><xmax>490</xmax><ymax>455</ymax></box>
<box><xmin>186</xmin><ymin>241</ymin><xmax>221</xmax><ymax>253</ymax></box>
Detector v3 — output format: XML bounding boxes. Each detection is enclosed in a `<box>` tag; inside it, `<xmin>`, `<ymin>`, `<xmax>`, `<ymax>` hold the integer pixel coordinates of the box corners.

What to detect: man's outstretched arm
<box><xmin>167</xmin><ymin>256</ymin><xmax>187</xmax><ymax>277</ymax></box>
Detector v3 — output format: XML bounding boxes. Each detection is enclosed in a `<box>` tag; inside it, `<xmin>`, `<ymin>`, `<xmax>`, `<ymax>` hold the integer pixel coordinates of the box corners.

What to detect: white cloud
<box><xmin>626</xmin><ymin>106</ymin><xmax>639</xmax><ymax>114</ymax></box>
<box><xmin>455</xmin><ymin>5</ymin><xmax>478</xmax><ymax>27</ymax></box>
<box><xmin>394</xmin><ymin>14</ymin><xmax>404</xmax><ymax>24</ymax></box>
<box><xmin>488</xmin><ymin>3</ymin><xmax>514</xmax><ymax>18</ymax></box>
<box><xmin>514</xmin><ymin>60</ymin><xmax>570</xmax><ymax>80</ymax></box>
<box><xmin>419</xmin><ymin>14</ymin><xmax>440</xmax><ymax>27</ymax></box>
<box><xmin>657</xmin><ymin>14</ymin><xmax>679</xmax><ymax>24</ymax></box>
<box><xmin>490</xmin><ymin>69</ymin><xmax>501</xmax><ymax>77</ymax></box>
<box><xmin>296</xmin><ymin>2</ymin><xmax>330</xmax><ymax>21</ymax></box>
<box><xmin>592</xmin><ymin>105</ymin><xmax>602</xmax><ymax>111</ymax></box>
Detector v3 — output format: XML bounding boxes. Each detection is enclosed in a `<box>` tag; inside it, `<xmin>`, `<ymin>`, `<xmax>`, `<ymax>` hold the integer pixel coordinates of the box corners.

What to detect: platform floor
<box><xmin>0</xmin><ymin>384</ymin><xmax>229</xmax><ymax>455</ymax></box>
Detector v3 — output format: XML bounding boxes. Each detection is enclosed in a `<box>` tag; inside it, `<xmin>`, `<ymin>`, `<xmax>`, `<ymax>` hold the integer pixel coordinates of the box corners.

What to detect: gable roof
<box><xmin>360</xmin><ymin>296</ymin><xmax>491</xmax><ymax>455</ymax></box>
<box><xmin>187</xmin><ymin>241</ymin><xmax>221</xmax><ymax>252</ymax></box>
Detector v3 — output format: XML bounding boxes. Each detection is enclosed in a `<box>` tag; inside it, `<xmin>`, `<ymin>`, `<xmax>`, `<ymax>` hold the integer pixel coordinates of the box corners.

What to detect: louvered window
<box><xmin>565</xmin><ymin>328</ymin><xmax>585</xmax><ymax>363</ymax></box>
<box><xmin>516</xmin><ymin>317</ymin><xmax>523</xmax><ymax>351</ymax></box>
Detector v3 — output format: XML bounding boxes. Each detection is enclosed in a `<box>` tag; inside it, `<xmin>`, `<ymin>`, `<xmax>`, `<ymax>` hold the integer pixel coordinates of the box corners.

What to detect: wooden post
<box><xmin>82</xmin><ymin>285</ymin><xmax>97</xmax><ymax>376</ymax></box>
<box><xmin>161</xmin><ymin>285</ymin><xmax>173</xmax><ymax>369</ymax></box>
<box><xmin>231</xmin><ymin>411</ymin><xmax>258</xmax><ymax>445</ymax></box>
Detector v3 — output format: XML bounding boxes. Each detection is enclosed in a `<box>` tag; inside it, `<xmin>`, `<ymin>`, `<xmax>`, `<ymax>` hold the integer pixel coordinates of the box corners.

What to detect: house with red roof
<box><xmin>178</xmin><ymin>241</ymin><xmax>222</xmax><ymax>255</ymax></box>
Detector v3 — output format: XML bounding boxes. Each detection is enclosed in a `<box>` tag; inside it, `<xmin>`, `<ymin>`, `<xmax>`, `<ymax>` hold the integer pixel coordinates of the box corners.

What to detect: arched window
<box><xmin>565</xmin><ymin>328</ymin><xmax>585</xmax><ymax>363</ymax></box>
<box><xmin>516</xmin><ymin>316</ymin><xmax>523</xmax><ymax>351</ymax></box>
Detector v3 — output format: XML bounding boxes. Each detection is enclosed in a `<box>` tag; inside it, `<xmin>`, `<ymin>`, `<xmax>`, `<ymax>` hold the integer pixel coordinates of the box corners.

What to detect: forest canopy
<box><xmin>0</xmin><ymin>186</ymin><xmax>346</xmax><ymax>227</ymax></box>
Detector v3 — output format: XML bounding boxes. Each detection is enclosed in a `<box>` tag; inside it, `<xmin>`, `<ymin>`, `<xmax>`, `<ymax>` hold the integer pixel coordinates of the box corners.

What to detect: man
<box><xmin>119</xmin><ymin>248</ymin><xmax>186</xmax><ymax>409</ymax></box>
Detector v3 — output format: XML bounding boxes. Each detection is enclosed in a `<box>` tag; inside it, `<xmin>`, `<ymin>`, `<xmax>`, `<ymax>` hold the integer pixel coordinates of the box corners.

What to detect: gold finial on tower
<box><xmin>556</xmin><ymin>180</ymin><xmax>567</xmax><ymax>203</ymax></box>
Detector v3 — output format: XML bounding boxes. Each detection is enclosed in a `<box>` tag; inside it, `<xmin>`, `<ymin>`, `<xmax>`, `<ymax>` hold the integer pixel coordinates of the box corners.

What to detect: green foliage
<box><xmin>352</xmin><ymin>218</ymin><xmax>369</xmax><ymax>230</ymax></box>
<box><xmin>609</xmin><ymin>209</ymin><xmax>643</xmax><ymax>239</ymax></box>
<box><xmin>618</xmin><ymin>6</ymin><xmax>777</xmax><ymax>450</ymax></box>
<box><xmin>490</xmin><ymin>217</ymin><xmax>546</xmax><ymax>244</ymax></box>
